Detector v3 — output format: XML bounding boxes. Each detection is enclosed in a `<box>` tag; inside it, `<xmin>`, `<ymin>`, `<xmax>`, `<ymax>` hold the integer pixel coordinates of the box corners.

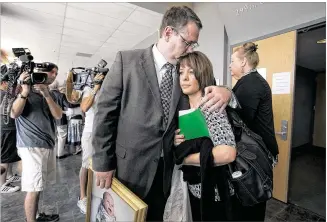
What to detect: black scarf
<box><xmin>174</xmin><ymin>137</ymin><xmax>233</xmax><ymax>221</ymax></box>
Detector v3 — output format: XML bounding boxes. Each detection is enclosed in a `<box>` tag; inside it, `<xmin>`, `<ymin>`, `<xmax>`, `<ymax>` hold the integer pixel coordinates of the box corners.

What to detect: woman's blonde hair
<box><xmin>234</xmin><ymin>42</ymin><xmax>259</xmax><ymax>69</ymax></box>
<box><xmin>1</xmin><ymin>49</ymin><xmax>10</xmax><ymax>64</ymax></box>
<box><xmin>178</xmin><ymin>51</ymin><xmax>216</xmax><ymax>93</ymax></box>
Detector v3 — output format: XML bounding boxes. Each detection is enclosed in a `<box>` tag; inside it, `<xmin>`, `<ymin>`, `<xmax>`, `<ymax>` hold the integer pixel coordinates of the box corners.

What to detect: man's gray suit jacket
<box><xmin>91</xmin><ymin>45</ymin><xmax>188</xmax><ymax>199</ymax></box>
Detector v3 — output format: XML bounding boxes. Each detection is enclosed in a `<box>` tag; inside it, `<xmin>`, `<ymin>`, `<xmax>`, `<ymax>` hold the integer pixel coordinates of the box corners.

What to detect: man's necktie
<box><xmin>159</xmin><ymin>63</ymin><xmax>174</xmax><ymax>128</ymax></box>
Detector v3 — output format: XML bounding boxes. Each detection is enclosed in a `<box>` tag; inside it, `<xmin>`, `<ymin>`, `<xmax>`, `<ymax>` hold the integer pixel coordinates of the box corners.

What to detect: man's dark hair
<box><xmin>159</xmin><ymin>6</ymin><xmax>203</xmax><ymax>37</ymax></box>
<box><xmin>45</xmin><ymin>62</ymin><xmax>58</xmax><ymax>72</ymax></box>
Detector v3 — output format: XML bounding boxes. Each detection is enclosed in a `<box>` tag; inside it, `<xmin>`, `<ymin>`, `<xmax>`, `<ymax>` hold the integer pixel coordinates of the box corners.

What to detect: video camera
<box><xmin>0</xmin><ymin>48</ymin><xmax>50</xmax><ymax>86</ymax></box>
<box><xmin>71</xmin><ymin>59</ymin><xmax>109</xmax><ymax>90</ymax></box>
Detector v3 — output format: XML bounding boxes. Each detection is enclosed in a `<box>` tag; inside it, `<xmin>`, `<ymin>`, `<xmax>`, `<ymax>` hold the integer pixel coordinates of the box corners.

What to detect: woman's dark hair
<box><xmin>178</xmin><ymin>51</ymin><xmax>216</xmax><ymax>93</ymax></box>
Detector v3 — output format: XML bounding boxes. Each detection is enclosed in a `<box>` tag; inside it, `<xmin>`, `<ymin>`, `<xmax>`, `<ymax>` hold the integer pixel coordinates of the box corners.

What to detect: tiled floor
<box><xmin>1</xmin><ymin>154</ymin><xmax>325</xmax><ymax>222</ymax></box>
<box><xmin>1</xmin><ymin>154</ymin><xmax>85</xmax><ymax>222</ymax></box>
<box><xmin>289</xmin><ymin>145</ymin><xmax>326</xmax><ymax>217</ymax></box>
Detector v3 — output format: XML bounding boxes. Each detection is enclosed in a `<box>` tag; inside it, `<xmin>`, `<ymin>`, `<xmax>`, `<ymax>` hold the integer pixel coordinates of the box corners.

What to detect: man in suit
<box><xmin>92</xmin><ymin>6</ymin><xmax>234</xmax><ymax>221</ymax></box>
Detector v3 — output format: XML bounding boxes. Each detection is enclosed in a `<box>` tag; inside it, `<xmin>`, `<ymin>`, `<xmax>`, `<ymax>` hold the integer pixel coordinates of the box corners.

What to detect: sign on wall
<box><xmin>272</xmin><ymin>72</ymin><xmax>291</xmax><ymax>94</ymax></box>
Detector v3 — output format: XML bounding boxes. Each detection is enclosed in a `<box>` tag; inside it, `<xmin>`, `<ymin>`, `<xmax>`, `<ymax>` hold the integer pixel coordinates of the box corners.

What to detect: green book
<box><xmin>178</xmin><ymin>108</ymin><xmax>210</xmax><ymax>140</ymax></box>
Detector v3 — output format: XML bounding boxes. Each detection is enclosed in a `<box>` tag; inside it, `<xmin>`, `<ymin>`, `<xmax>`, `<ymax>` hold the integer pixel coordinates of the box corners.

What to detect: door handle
<box><xmin>276</xmin><ymin>120</ymin><xmax>288</xmax><ymax>141</ymax></box>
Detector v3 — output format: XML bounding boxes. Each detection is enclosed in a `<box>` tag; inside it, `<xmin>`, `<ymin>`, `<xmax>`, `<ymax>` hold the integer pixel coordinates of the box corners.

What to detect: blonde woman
<box><xmin>229</xmin><ymin>42</ymin><xmax>278</xmax><ymax>221</ymax></box>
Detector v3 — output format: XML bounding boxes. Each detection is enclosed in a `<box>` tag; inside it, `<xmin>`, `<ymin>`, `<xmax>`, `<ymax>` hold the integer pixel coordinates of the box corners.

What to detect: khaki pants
<box><xmin>55</xmin><ymin>125</ymin><xmax>68</xmax><ymax>157</ymax></box>
<box><xmin>17</xmin><ymin>147</ymin><xmax>56</xmax><ymax>192</ymax></box>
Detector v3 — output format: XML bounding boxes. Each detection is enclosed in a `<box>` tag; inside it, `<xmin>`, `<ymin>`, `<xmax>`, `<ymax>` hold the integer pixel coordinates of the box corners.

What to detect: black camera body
<box><xmin>71</xmin><ymin>59</ymin><xmax>109</xmax><ymax>90</ymax></box>
<box><xmin>20</xmin><ymin>62</ymin><xmax>49</xmax><ymax>85</ymax></box>
<box><xmin>0</xmin><ymin>48</ymin><xmax>48</xmax><ymax>86</ymax></box>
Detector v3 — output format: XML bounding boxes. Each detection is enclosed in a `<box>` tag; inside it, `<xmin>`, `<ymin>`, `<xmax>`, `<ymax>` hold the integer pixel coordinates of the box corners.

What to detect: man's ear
<box><xmin>163</xmin><ymin>26</ymin><xmax>174</xmax><ymax>41</ymax></box>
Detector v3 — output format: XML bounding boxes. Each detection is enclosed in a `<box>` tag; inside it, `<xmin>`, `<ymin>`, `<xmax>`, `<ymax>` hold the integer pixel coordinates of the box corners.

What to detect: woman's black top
<box><xmin>233</xmin><ymin>71</ymin><xmax>279</xmax><ymax>157</ymax></box>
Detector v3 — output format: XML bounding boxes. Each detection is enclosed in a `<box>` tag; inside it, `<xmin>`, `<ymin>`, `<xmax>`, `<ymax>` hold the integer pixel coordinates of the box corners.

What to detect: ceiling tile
<box><xmin>105</xmin><ymin>37</ymin><xmax>126</xmax><ymax>46</ymax></box>
<box><xmin>1</xmin><ymin>37</ymin><xmax>60</xmax><ymax>62</ymax></box>
<box><xmin>60</xmin><ymin>40</ymin><xmax>99</xmax><ymax>50</ymax></box>
<box><xmin>10</xmin><ymin>3</ymin><xmax>66</xmax><ymax>17</ymax></box>
<box><xmin>1</xmin><ymin>16</ymin><xmax>63</xmax><ymax>35</ymax></box>
<box><xmin>67</xmin><ymin>3</ymin><xmax>134</xmax><ymax>20</ymax></box>
<box><xmin>105</xmin><ymin>37</ymin><xmax>136</xmax><ymax>49</ymax></box>
<box><xmin>1</xmin><ymin>37</ymin><xmax>27</xmax><ymax>50</ymax></box>
<box><xmin>115</xmin><ymin>3</ymin><xmax>137</xmax><ymax>10</ymax></box>
<box><xmin>136</xmin><ymin>6</ymin><xmax>163</xmax><ymax>17</ymax></box>
<box><xmin>61</xmin><ymin>35</ymin><xmax>104</xmax><ymax>47</ymax></box>
<box><xmin>58</xmin><ymin>56</ymin><xmax>73</xmax><ymax>65</ymax></box>
<box><xmin>2</xmin><ymin>3</ymin><xmax>64</xmax><ymax>26</ymax></box>
<box><xmin>1</xmin><ymin>2</ymin><xmax>163</xmax><ymax>84</ymax></box>
<box><xmin>1</xmin><ymin>25</ymin><xmax>62</xmax><ymax>45</ymax></box>
<box><xmin>63</xmin><ymin>27</ymin><xmax>111</xmax><ymax>42</ymax></box>
<box><xmin>101</xmin><ymin>42</ymin><xmax>132</xmax><ymax>51</ymax></box>
<box><xmin>111</xmin><ymin>30</ymin><xmax>146</xmax><ymax>44</ymax></box>
<box><xmin>65</xmin><ymin>6</ymin><xmax>123</xmax><ymax>29</ymax></box>
<box><xmin>118</xmin><ymin>21</ymin><xmax>155</xmax><ymax>35</ymax></box>
<box><xmin>64</xmin><ymin>18</ymin><xmax>115</xmax><ymax>36</ymax></box>
<box><xmin>127</xmin><ymin>9</ymin><xmax>162</xmax><ymax>28</ymax></box>
<box><xmin>59</xmin><ymin>45</ymin><xmax>98</xmax><ymax>55</ymax></box>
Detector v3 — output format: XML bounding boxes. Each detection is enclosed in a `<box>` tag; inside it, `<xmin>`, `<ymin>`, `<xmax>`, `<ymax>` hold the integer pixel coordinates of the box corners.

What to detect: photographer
<box><xmin>10</xmin><ymin>63</ymin><xmax>62</xmax><ymax>222</ymax></box>
<box><xmin>0</xmin><ymin>49</ymin><xmax>22</xmax><ymax>194</ymax></box>
<box><xmin>66</xmin><ymin>71</ymin><xmax>105</xmax><ymax>214</ymax></box>
<box><xmin>0</xmin><ymin>79</ymin><xmax>21</xmax><ymax>194</ymax></box>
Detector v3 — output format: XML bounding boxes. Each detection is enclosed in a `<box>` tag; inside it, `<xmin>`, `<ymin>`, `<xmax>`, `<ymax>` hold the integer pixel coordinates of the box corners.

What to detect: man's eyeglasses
<box><xmin>171</xmin><ymin>27</ymin><xmax>199</xmax><ymax>49</ymax></box>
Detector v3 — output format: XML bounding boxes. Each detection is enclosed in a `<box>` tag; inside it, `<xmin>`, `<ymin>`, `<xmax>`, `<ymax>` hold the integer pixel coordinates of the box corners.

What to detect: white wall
<box><xmin>193</xmin><ymin>3</ymin><xmax>226</xmax><ymax>84</ymax></box>
<box><xmin>218</xmin><ymin>2</ymin><xmax>326</xmax><ymax>45</ymax></box>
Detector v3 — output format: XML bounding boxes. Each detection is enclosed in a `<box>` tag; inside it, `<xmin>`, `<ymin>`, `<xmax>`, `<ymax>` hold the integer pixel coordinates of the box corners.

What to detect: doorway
<box><xmin>289</xmin><ymin>23</ymin><xmax>326</xmax><ymax>217</ymax></box>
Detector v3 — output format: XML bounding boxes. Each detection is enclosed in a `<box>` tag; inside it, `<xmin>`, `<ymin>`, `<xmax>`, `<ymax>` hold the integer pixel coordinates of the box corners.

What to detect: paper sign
<box><xmin>272</xmin><ymin>72</ymin><xmax>291</xmax><ymax>94</ymax></box>
<box><xmin>257</xmin><ymin>68</ymin><xmax>267</xmax><ymax>80</ymax></box>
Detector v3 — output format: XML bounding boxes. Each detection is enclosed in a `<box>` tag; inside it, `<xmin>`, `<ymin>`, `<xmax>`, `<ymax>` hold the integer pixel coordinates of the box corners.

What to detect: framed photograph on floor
<box><xmin>86</xmin><ymin>169</ymin><xmax>148</xmax><ymax>222</ymax></box>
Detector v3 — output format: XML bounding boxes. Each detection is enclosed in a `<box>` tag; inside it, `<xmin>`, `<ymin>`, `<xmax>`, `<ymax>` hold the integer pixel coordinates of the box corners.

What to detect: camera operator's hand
<box><xmin>94</xmin><ymin>74</ymin><xmax>105</xmax><ymax>92</ymax></box>
<box><xmin>19</xmin><ymin>72</ymin><xmax>31</xmax><ymax>96</ymax></box>
<box><xmin>33</xmin><ymin>84</ymin><xmax>50</xmax><ymax>98</ymax></box>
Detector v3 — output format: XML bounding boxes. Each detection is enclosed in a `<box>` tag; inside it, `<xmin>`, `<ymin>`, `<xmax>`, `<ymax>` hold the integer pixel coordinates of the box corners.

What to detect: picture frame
<box><xmin>86</xmin><ymin>169</ymin><xmax>148</xmax><ymax>222</ymax></box>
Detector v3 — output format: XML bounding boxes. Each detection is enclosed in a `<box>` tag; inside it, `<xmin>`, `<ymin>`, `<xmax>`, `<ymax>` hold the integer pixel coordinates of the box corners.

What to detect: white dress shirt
<box><xmin>152</xmin><ymin>44</ymin><xmax>176</xmax><ymax>86</ymax></box>
<box><xmin>152</xmin><ymin>44</ymin><xmax>176</xmax><ymax>157</ymax></box>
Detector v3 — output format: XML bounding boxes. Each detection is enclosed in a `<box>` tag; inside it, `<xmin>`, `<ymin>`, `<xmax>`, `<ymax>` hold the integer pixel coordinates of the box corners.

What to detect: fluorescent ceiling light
<box><xmin>317</xmin><ymin>39</ymin><xmax>326</xmax><ymax>44</ymax></box>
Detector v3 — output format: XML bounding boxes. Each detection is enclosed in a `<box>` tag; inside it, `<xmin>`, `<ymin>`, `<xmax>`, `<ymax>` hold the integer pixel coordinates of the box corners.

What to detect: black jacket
<box><xmin>175</xmin><ymin>137</ymin><xmax>232</xmax><ymax>221</ymax></box>
<box><xmin>233</xmin><ymin>71</ymin><xmax>279</xmax><ymax>157</ymax></box>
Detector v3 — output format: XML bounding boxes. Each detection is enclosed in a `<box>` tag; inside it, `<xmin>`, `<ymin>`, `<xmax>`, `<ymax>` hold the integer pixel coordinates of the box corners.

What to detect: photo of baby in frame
<box><xmin>86</xmin><ymin>169</ymin><xmax>148</xmax><ymax>222</ymax></box>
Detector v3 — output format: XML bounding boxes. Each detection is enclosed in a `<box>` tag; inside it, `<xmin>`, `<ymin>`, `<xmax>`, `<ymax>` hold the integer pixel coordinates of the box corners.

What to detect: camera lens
<box><xmin>32</xmin><ymin>73</ymin><xmax>48</xmax><ymax>84</ymax></box>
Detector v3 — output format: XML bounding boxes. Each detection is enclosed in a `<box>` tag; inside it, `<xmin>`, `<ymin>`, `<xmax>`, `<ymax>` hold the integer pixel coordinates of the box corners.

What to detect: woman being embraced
<box><xmin>173</xmin><ymin>51</ymin><xmax>237</xmax><ymax>221</ymax></box>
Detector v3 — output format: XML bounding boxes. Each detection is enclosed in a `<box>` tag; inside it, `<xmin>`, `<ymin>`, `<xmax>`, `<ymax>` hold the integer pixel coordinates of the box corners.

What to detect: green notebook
<box><xmin>178</xmin><ymin>108</ymin><xmax>210</xmax><ymax>140</ymax></box>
